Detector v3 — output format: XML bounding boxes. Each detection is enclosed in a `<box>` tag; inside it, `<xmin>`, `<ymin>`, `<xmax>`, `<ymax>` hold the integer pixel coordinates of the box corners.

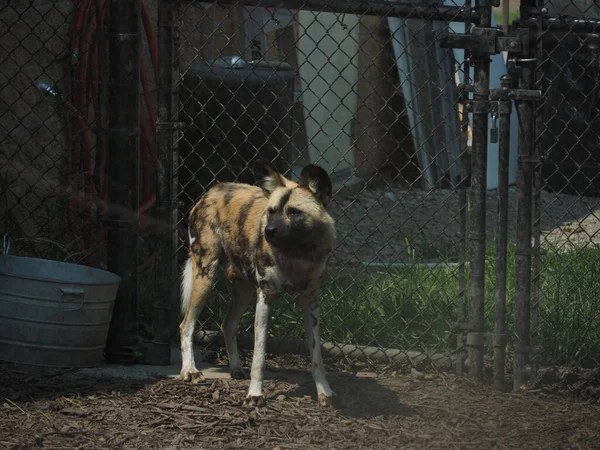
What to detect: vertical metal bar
<box><xmin>467</xmin><ymin>0</ymin><xmax>492</xmax><ymax>380</ymax></box>
<box><xmin>94</xmin><ymin>0</ymin><xmax>108</xmax><ymax>268</ymax></box>
<box><xmin>531</xmin><ymin>119</ymin><xmax>542</xmax><ymax>377</ymax></box>
<box><xmin>531</xmin><ymin>3</ymin><xmax>545</xmax><ymax>378</ymax></box>
<box><xmin>147</xmin><ymin>0</ymin><xmax>180</xmax><ymax>365</ymax></box>
<box><xmin>502</xmin><ymin>0</ymin><xmax>509</xmax><ymax>33</ymax></box>
<box><xmin>494</xmin><ymin>74</ymin><xmax>511</xmax><ymax>391</ymax></box>
<box><xmin>513</xmin><ymin>17</ymin><xmax>535</xmax><ymax>389</ymax></box>
<box><xmin>171</xmin><ymin>1</ymin><xmax>182</xmax><ymax>338</ymax></box>
<box><xmin>456</xmin><ymin>0</ymin><xmax>473</xmax><ymax>377</ymax></box>
<box><xmin>104</xmin><ymin>0</ymin><xmax>141</xmax><ymax>363</ymax></box>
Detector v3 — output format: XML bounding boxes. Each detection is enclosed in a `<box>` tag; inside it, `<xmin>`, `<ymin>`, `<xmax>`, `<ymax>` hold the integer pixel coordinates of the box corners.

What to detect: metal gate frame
<box><xmin>146</xmin><ymin>0</ymin><xmax>600</xmax><ymax>390</ymax></box>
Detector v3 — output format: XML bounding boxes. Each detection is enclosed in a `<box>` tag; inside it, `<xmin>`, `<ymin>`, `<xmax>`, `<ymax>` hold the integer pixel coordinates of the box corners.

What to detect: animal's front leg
<box><xmin>244</xmin><ymin>288</ymin><xmax>272</xmax><ymax>407</ymax></box>
<box><xmin>301</xmin><ymin>286</ymin><xmax>334</xmax><ymax>407</ymax></box>
<box><xmin>221</xmin><ymin>279</ymin><xmax>253</xmax><ymax>379</ymax></box>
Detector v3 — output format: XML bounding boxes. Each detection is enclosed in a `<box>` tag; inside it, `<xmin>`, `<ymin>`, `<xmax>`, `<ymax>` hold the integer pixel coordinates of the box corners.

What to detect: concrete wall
<box><xmin>352</xmin><ymin>16</ymin><xmax>416</xmax><ymax>181</ymax></box>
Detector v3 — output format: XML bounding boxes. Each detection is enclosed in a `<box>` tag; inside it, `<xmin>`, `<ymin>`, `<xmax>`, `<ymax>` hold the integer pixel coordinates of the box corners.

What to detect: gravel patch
<box><xmin>327</xmin><ymin>185</ymin><xmax>600</xmax><ymax>267</ymax></box>
<box><xmin>2</xmin><ymin>360</ymin><xmax>599</xmax><ymax>449</ymax></box>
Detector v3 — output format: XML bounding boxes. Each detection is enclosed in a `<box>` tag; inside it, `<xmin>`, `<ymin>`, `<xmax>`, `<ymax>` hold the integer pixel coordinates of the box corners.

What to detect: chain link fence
<box><xmin>531</xmin><ymin>0</ymin><xmax>600</xmax><ymax>373</ymax></box>
<box><xmin>1</xmin><ymin>0</ymin><xmax>600</xmax><ymax>388</ymax></box>
<box><xmin>1</xmin><ymin>0</ymin><xmax>75</xmax><ymax>261</ymax></box>
<box><xmin>175</xmin><ymin>1</ymin><xmax>473</xmax><ymax>373</ymax></box>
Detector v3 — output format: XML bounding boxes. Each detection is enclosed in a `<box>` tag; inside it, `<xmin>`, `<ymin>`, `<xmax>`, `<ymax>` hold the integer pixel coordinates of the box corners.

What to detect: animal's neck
<box><xmin>272</xmin><ymin>243</ymin><xmax>331</xmax><ymax>263</ymax></box>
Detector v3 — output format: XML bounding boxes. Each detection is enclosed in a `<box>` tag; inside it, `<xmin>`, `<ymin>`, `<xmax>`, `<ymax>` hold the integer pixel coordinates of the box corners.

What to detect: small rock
<box><xmin>212</xmin><ymin>390</ymin><xmax>220</xmax><ymax>402</ymax></box>
<box><xmin>276</xmin><ymin>394</ymin><xmax>286</xmax><ymax>402</ymax></box>
<box><xmin>410</xmin><ymin>368</ymin><xmax>425</xmax><ymax>380</ymax></box>
<box><xmin>356</xmin><ymin>371</ymin><xmax>378</xmax><ymax>378</ymax></box>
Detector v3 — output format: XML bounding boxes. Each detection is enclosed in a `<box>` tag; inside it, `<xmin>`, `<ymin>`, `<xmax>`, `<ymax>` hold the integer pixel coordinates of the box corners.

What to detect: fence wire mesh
<box><xmin>175</xmin><ymin>1</ymin><xmax>473</xmax><ymax>371</ymax></box>
<box><xmin>1</xmin><ymin>0</ymin><xmax>75</xmax><ymax>261</ymax></box>
<box><xmin>0</xmin><ymin>0</ymin><xmax>160</xmax><ymax>337</ymax></box>
<box><xmin>1</xmin><ymin>0</ymin><xmax>600</xmax><ymax>381</ymax></box>
<box><xmin>532</xmin><ymin>0</ymin><xmax>600</xmax><ymax>371</ymax></box>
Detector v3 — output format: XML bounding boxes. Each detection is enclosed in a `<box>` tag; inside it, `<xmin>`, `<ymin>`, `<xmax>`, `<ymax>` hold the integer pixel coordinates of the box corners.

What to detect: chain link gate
<box><xmin>170</xmin><ymin>0</ymin><xmax>536</xmax><ymax>390</ymax></box>
<box><xmin>2</xmin><ymin>0</ymin><xmax>600</xmax><ymax>391</ymax></box>
<box><xmin>170</xmin><ymin>0</ymin><xmax>600</xmax><ymax>390</ymax></box>
<box><xmin>529</xmin><ymin>2</ymin><xmax>600</xmax><ymax>382</ymax></box>
<box><xmin>438</xmin><ymin>2</ymin><xmax>543</xmax><ymax>388</ymax></box>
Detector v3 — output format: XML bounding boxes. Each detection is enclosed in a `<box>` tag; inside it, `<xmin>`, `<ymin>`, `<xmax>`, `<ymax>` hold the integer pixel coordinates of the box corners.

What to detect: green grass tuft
<box><xmin>139</xmin><ymin>243</ymin><xmax>600</xmax><ymax>368</ymax></box>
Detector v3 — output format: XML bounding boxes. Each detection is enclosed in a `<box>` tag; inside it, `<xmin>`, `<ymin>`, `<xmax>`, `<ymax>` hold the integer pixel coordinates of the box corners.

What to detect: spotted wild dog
<box><xmin>179</xmin><ymin>160</ymin><xmax>336</xmax><ymax>407</ymax></box>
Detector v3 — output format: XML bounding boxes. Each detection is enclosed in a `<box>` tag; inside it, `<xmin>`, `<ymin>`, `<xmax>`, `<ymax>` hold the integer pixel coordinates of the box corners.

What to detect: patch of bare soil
<box><xmin>1</xmin><ymin>360</ymin><xmax>599</xmax><ymax>449</ymax></box>
<box><xmin>531</xmin><ymin>366</ymin><xmax>600</xmax><ymax>402</ymax></box>
<box><xmin>328</xmin><ymin>185</ymin><xmax>600</xmax><ymax>266</ymax></box>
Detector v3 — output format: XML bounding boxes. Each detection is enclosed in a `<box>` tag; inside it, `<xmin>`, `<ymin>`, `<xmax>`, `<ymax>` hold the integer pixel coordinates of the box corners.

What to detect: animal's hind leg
<box><xmin>221</xmin><ymin>277</ymin><xmax>253</xmax><ymax>379</ymax></box>
<box><xmin>301</xmin><ymin>285</ymin><xmax>334</xmax><ymax>407</ymax></box>
<box><xmin>179</xmin><ymin>255</ymin><xmax>217</xmax><ymax>383</ymax></box>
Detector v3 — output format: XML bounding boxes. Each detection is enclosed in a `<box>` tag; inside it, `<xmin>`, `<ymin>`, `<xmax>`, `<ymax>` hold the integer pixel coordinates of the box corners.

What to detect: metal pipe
<box><xmin>104</xmin><ymin>0</ymin><xmax>142</xmax><ymax>364</ymax></box>
<box><xmin>502</xmin><ymin>0</ymin><xmax>509</xmax><ymax>32</ymax></box>
<box><xmin>455</xmin><ymin>0</ymin><xmax>473</xmax><ymax>378</ymax></box>
<box><xmin>198</xmin><ymin>0</ymin><xmax>479</xmax><ymax>23</ymax></box>
<box><xmin>493</xmin><ymin>74</ymin><xmax>512</xmax><ymax>391</ymax></box>
<box><xmin>146</xmin><ymin>0</ymin><xmax>180</xmax><ymax>366</ymax></box>
<box><xmin>466</xmin><ymin>0</ymin><xmax>492</xmax><ymax>380</ymax></box>
<box><xmin>193</xmin><ymin>330</ymin><xmax>460</xmax><ymax>369</ymax></box>
<box><xmin>513</xmin><ymin>2</ymin><xmax>537</xmax><ymax>389</ymax></box>
<box><xmin>531</xmin><ymin>2</ymin><xmax>545</xmax><ymax>378</ymax></box>
<box><xmin>95</xmin><ymin>0</ymin><xmax>109</xmax><ymax>275</ymax></box>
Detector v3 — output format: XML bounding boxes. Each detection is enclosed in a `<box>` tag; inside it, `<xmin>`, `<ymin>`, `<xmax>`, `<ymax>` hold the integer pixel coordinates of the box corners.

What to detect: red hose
<box><xmin>69</xmin><ymin>0</ymin><xmax>158</xmax><ymax>273</ymax></box>
<box><xmin>79</xmin><ymin>7</ymin><xmax>100</xmax><ymax>264</ymax></box>
<box><xmin>141</xmin><ymin>2</ymin><xmax>158</xmax><ymax>78</ymax></box>
<box><xmin>140</xmin><ymin>58</ymin><xmax>157</xmax><ymax>139</ymax></box>
<box><xmin>70</xmin><ymin>0</ymin><xmax>95</xmax><ymax>220</ymax></box>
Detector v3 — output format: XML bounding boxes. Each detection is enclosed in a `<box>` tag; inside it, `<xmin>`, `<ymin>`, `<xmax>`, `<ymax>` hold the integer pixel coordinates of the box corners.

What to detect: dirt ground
<box><xmin>327</xmin><ymin>185</ymin><xmax>600</xmax><ymax>266</ymax></box>
<box><xmin>1</xmin><ymin>357</ymin><xmax>599</xmax><ymax>450</ymax></box>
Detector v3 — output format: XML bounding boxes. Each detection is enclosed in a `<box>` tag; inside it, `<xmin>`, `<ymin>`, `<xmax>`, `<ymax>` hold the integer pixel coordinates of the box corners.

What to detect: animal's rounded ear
<box><xmin>253</xmin><ymin>159</ymin><xmax>285</xmax><ymax>196</ymax></box>
<box><xmin>298</xmin><ymin>164</ymin><xmax>332</xmax><ymax>207</ymax></box>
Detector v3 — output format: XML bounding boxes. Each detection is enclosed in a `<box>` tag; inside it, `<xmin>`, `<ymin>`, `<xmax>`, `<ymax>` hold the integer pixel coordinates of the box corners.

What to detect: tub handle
<box><xmin>60</xmin><ymin>287</ymin><xmax>85</xmax><ymax>312</ymax></box>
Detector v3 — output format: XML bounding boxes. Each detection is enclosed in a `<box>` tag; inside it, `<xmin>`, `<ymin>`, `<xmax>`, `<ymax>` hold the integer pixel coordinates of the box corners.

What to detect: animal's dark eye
<box><xmin>287</xmin><ymin>207</ymin><xmax>302</xmax><ymax>216</ymax></box>
<box><xmin>267</xmin><ymin>207</ymin><xmax>276</xmax><ymax>215</ymax></box>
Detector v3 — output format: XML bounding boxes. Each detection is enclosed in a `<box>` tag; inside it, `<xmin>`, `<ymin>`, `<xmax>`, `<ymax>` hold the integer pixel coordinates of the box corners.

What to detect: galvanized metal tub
<box><xmin>0</xmin><ymin>255</ymin><xmax>121</xmax><ymax>368</ymax></box>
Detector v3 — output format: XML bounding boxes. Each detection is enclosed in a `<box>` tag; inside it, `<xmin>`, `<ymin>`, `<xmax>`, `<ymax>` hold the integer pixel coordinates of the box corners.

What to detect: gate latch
<box><xmin>439</xmin><ymin>27</ymin><xmax>522</xmax><ymax>55</ymax></box>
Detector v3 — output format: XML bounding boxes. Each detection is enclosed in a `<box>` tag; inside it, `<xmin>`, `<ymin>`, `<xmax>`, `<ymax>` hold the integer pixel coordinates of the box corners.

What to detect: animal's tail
<box><xmin>180</xmin><ymin>256</ymin><xmax>193</xmax><ymax>316</ymax></box>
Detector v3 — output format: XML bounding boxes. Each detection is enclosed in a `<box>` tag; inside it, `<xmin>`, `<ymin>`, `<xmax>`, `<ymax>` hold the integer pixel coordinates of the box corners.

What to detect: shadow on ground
<box><xmin>2</xmin><ymin>360</ymin><xmax>600</xmax><ymax>449</ymax></box>
<box><xmin>0</xmin><ymin>362</ymin><xmax>150</xmax><ymax>404</ymax></box>
<box><xmin>281</xmin><ymin>371</ymin><xmax>416</xmax><ymax>419</ymax></box>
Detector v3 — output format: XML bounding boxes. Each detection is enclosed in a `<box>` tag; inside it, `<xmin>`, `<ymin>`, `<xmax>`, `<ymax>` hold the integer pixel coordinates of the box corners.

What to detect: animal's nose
<box><xmin>265</xmin><ymin>224</ymin><xmax>278</xmax><ymax>239</ymax></box>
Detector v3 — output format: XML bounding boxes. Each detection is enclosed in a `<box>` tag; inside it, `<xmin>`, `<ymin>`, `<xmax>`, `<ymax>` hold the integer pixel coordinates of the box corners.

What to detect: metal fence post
<box><xmin>513</xmin><ymin>2</ymin><xmax>537</xmax><ymax>389</ymax></box>
<box><xmin>104</xmin><ymin>0</ymin><xmax>142</xmax><ymax>363</ymax></box>
<box><xmin>531</xmin><ymin>2</ymin><xmax>545</xmax><ymax>378</ymax></box>
<box><xmin>494</xmin><ymin>74</ymin><xmax>512</xmax><ymax>391</ymax></box>
<box><xmin>143</xmin><ymin>0</ymin><xmax>181</xmax><ymax>365</ymax></box>
<box><xmin>455</xmin><ymin>0</ymin><xmax>473</xmax><ymax>378</ymax></box>
<box><xmin>466</xmin><ymin>0</ymin><xmax>492</xmax><ymax>380</ymax></box>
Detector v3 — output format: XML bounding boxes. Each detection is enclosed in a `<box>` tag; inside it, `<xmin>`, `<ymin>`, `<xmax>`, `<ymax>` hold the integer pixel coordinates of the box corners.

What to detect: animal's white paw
<box><xmin>244</xmin><ymin>395</ymin><xmax>266</xmax><ymax>408</ymax></box>
<box><xmin>179</xmin><ymin>368</ymin><xmax>205</xmax><ymax>384</ymax></box>
<box><xmin>318</xmin><ymin>393</ymin><xmax>333</xmax><ymax>407</ymax></box>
